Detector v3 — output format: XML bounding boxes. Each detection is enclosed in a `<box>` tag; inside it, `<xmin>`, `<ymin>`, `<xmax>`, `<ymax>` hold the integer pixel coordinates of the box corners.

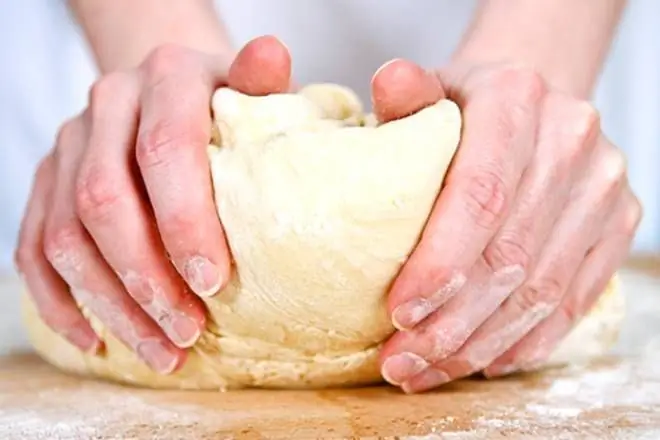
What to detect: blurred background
<box><xmin>0</xmin><ymin>3</ymin><xmax>658</xmax><ymax>256</ymax></box>
<box><xmin>1</xmin><ymin>1</ymin><xmax>658</xmax><ymax>273</ymax></box>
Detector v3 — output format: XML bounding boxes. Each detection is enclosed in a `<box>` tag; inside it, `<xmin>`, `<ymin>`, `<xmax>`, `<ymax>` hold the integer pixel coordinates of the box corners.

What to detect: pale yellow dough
<box><xmin>21</xmin><ymin>84</ymin><xmax>624</xmax><ymax>390</ymax></box>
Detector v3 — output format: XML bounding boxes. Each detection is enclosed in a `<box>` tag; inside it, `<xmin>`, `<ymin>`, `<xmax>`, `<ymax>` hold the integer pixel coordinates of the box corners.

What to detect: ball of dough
<box><xmin>20</xmin><ymin>84</ymin><xmax>624</xmax><ymax>390</ymax></box>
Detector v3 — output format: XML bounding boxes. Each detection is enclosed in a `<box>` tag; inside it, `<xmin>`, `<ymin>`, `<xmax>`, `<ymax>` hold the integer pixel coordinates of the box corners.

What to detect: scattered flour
<box><xmin>1</xmin><ymin>269</ymin><xmax>659</xmax><ymax>439</ymax></box>
<box><xmin>0</xmin><ymin>385</ymin><xmax>216</xmax><ymax>440</ymax></box>
<box><xmin>424</xmin><ymin>352</ymin><xmax>660</xmax><ymax>439</ymax></box>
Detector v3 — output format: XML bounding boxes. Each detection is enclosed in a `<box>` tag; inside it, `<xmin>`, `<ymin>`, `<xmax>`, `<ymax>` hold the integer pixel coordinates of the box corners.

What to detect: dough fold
<box><xmin>21</xmin><ymin>84</ymin><xmax>624</xmax><ymax>389</ymax></box>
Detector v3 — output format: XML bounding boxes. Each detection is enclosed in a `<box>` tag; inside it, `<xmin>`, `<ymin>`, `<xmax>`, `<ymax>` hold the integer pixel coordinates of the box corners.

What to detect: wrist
<box><xmin>450</xmin><ymin>0</ymin><xmax>627</xmax><ymax>99</ymax></box>
<box><xmin>69</xmin><ymin>0</ymin><xmax>235</xmax><ymax>73</ymax></box>
<box><xmin>450</xmin><ymin>41</ymin><xmax>594</xmax><ymax>99</ymax></box>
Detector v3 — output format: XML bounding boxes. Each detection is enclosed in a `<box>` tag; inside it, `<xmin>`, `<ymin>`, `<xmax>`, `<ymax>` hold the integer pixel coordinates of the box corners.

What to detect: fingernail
<box><xmin>483</xmin><ymin>363</ymin><xmax>519</xmax><ymax>378</ymax></box>
<box><xmin>372</xmin><ymin>58</ymin><xmax>403</xmax><ymax>82</ymax></box>
<box><xmin>401</xmin><ymin>368</ymin><xmax>450</xmax><ymax>394</ymax></box>
<box><xmin>392</xmin><ymin>274</ymin><xmax>466</xmax><ymax>330</ymax></box>
<box><xmin>137</xmin><ymin>340</ymin><xmax>180</xmax><ymax>374</ymax></box>
<box><xmin>183</xmin><ymin>256</ymin><xmax>222</xmax><ymax>297</ymax></box>
<box><xmin>170</xmin><ymin>315</ymin><xmax>201</xmax><ymax>348</ymax></box>
<box><xmin>66</xmin><ymin>329</ymin><xmax>102</xmax><ymax>355</ymax></box>
<box><xmin>382</xmin><ymin>352</ymin><xmax>429</xmax><ymax>386</ymax></box>
<box><xmin>392</xmin><ymin>297</ymin><xmax>436</xmax><ymax>331</ymax></box>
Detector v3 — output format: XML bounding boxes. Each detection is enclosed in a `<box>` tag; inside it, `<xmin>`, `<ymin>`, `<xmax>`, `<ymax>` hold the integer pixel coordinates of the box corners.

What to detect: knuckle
<box><xmin>135</xmin><ymin>121</ymin><xmax>179</xmax><ymax>168</ymax></box>
<box><xmin>598</xmin><ymin>147</ymin><xmax>627</xmax><ymax>194</ymax></box>
<box><xmin>460</xmin><ymin>169</ymin><xmax>509</xmax><ymax>230</ymax></box>
<box><xmin>136</xmin><ymin>119</ymin><xmax>205</xmax><ymax>169</ymax></box>
<box><xmin>484</xmin><ymin>234</ymin><xmax>532</xmax><ymax>273</ymax></box>
<box><xmin>43</xmin><ymin>221</ymin><xmax>84</xmax><ymax>267</ymax></box>
<box><xmin>572</xmin><ymin>101</ymin><xmax>601</xmax><ymax>147</ymax></box>
<box><xmin>75</xmin><ymin>164</ymin><xmax>122</xmax><ymax>222</ymax></box>
<box><xmin>34</xmin><ymin>155</ymin><xmax>55</xmax><ymax>187</ymax></box>
<box><xmin>491</xmin><ymin>65</ymin><xmax>546</xmax><ymax>106</ymax></box>
<box><xmin>553</xmin><ymin>99</ymin><xmax>600</xmax><ymax>169</ymax></box>
<box><xmin>13</xmin><ymin>243</ymin><xmax>35</xmax><ymax>274</ymax></box>
<box><xmin>143</xmin><ymin>43</ymin><xmax>192</xmax><ymax>82</ymax></box>
<box><xmin>624</xmin><ymin>195</ymin><xmax>643</xmax><ymax>235</ymax></box>
<box><xmin>55</xmin><ymin>118</ymin><xmax>81</xmax><ymax>150</ymax></box>
<box><xmin>515</xmin><ymin>277</ymin><xmax>564</xmax><ymax>312</ymax></box>
<box><xmin>88</xmin><ymin>72</ymin><xmax>132</xmax><ymax>108</ymax></box>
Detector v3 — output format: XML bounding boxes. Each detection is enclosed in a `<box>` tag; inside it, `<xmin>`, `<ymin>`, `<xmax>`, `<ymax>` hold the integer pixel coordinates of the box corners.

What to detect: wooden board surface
<box><xmin>1</xmin><ymin>352</ymin><xmax>660</xmax><ymax>439</ymax></box>
<box><xmin>1</xmin><ymin>260</ymin><xmax>659</xmax><ymax>439</ymax></box>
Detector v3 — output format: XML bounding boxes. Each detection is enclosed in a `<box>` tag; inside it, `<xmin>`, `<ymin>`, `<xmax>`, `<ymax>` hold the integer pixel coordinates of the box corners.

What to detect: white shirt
<box><xmin>1</xmin><ymin>0</ymin><xmax>658</xmax><ymax>272</ymax></box>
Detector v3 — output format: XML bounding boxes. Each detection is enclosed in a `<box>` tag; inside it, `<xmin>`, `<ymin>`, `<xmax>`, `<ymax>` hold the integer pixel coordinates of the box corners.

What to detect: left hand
<box><xmin>371</xmin><ymin>60</ymin><xmax>642</xmax><ymax>393</ymax></box>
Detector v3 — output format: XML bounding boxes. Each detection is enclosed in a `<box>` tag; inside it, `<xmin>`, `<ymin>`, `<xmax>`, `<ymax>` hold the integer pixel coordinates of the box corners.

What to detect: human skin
<box><xmin>379</xmin><ymin>0</ymin><xmax>640</xmax><ymax>393</ymax></box>
<box><xmin>15</xmin><ymin>1</ymin><xmax>430</xmax><ymax>374</ymax></box>
<box><xmin>16</xmin><ymin>1</ymin><xmax>640</xmax><ymax>390</ymax></box>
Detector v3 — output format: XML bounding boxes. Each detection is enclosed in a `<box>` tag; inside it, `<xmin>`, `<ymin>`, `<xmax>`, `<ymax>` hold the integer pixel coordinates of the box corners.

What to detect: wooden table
<box><xmin>626</xmin><ymin>254</ymin><xmax>660</xmax><ymax>277</ymax></box>
<box><xmin>1</xmin><ymin>257</ymin><xmax>659</xmax><ymax>439</ymax></box>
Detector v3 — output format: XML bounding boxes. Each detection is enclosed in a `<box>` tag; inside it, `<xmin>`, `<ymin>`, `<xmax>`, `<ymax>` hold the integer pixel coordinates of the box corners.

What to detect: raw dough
<box><xmin>21</xmin><ymin>84</ymin><xmax>624</xmax><ymax>390</ymax></box>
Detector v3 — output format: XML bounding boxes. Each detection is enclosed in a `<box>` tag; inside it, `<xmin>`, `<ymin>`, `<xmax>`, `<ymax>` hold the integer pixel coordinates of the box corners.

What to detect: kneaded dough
<box><xmin>21</xmin><ymin>84</ymin><xmax>625</xmax><ymax>390</ymax></box>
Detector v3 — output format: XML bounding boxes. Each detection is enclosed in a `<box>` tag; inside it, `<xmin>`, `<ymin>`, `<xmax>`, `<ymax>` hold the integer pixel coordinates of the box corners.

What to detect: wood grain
<box><xmin>1</xmin><ymin>352</ymin><xmax>659</xmax><ymax>439</ymax></box>
<box><xmin>0</xmin><ymin>259</ymin><xmax>658</xmax><ymax>439</ymax></box>
<box><xmin>626</xmin><ymin>254</ymin><xmax>660</xmax><ymax>277</ymax></box>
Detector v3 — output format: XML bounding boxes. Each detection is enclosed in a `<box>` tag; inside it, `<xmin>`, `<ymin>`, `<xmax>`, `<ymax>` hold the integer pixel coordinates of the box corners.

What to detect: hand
<box><xmin>14</xmin><ymin>36</ymin><xmax>292</xmax><ymax>373</ymax></box>
<box><xmin>375</xmin><ymin>61</ymin><xmax>642</xmax><ymax>393</ymax></box>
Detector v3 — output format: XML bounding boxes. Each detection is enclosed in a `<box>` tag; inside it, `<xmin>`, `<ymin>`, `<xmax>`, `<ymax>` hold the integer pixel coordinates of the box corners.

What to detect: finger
<box><xmin>408</xmin><ymin>240</ymin><xmax>588</xmax><ymax>390</ymax></box>
<box><xmin>399</xmin><ymin>137</ymin><xmax>628</xmax><ymax>392</ymax></box>
<box><xmin>77</xmin><ymin>72</ymin><xmax>206</xmax><ymax>350</ymax></box>
<box><xmin>14</xmin><ymin>155</ymin><xmax>102</xmax><ymax>354</ymax></box>
<box><xmin>134</xmin><ymin>45</ymin><xmax>238</xmax><ymax>299</ymax></box>
<box><xmin>393</xmin><ymin>98</ymin><xmax>602</xmax><ymax>387</ymax></box>
<box><xmin>48</xmin><ymin>116</ymin><xmax>185</xmax><ymax>374</ymax></box>
<box><xmin>479</xmin><ymin>94</ymin><xmax>599</xmax><ymax>301</ymax></box>
<box><xmin>381</xmin><ymin>94</ymin><xmax>597</xmax><ymax>381</ymax></box>
<box><xmin>478</xmin><ymin>136</ymin><xmax>628</xmax><ymax>377</ymax></box>
<box><xmin>388</xmin><ymin>68</ymin><xmax>545</xmax><ymax>331</ymax></box>
<box><xmin>371</xmin><ymin>59</ymin><xmax>445</xmax><ymax>123</ymax></box>
<box><xmin>228</xmin><ymin>35</ymin><xmax>292</xmax><ymax>95</ymax></box>
<box><xmin>380</xmin><ymin>257</ymin><xmax>525</xmax><ymax>387</ymax></box>
<box><xmin>484</xmin><ymin>186</ymin><xmax>640</xmax><ymax>377</ymax></box>
<box><xmin>380</xmin><ymin>81</ymin><xmax>544</xmax><ymax>384</ymax></box>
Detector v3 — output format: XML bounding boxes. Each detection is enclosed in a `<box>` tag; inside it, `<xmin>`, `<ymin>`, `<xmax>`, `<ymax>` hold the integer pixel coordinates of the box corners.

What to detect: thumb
<box><xmin>371</xmin><ymin>59</ymin><xmax>446</xmax><ymax>123</ymax></box>
<box><xmin>228</xmin><ymin>35</ymin><xmax>292</xmax><ymax>96</ymax></box>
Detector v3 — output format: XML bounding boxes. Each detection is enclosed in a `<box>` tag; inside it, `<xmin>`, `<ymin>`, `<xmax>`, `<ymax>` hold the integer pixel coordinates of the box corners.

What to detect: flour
<box><xmin>73</xmin><ymin>288</ymin><xmax>147</xmax><ymax>354</ymax></box>
<box><xmin>540</xmin><ymin>359</ymin><xmax>660</xmax><ymax>409</ymax></box>
<box><xmin>525</xmin><ymin>404</ymin><xmax>583</xmax><ymax>418</ymax></box>
<box><xmin>182</xmin><ymin>255</ymin><xmax>223</xmax><ymax>297</ymax></box>
<box><xmin>439</xmin><ymin>353</ymin><xmax>660</xmax><ymax>438</ymax></box>
<box><xmin>2</xmin><ymin>354</ymin><xmax>659</xmax><ymax>439</ymax></box>
<box><xmin>47</xmin><ymin>247</ymin><xmax>85</xmax><ymax>286</ymax></box>
<box><xmin>0</xmin><ymin>384</ymin><xmax>213</xmax><ymax>440</ymax></box>
<box><xmin>3</xmin><ymin>268</ymin><xmax>659</xmax><ymax>439</ymax></box>
<box><xmin>393</xmin><ymin>272</ymin><xmax>467</xmax><ymax>331</ymax></box>
<box><xmin>463</xmin><ymin>302</ymin><xmax>554</xmax><ymax>369</ymax></box>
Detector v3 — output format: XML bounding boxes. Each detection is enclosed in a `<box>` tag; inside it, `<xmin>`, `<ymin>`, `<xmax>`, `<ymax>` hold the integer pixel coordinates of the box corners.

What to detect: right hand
<box><xmin>15</xmin><ymin>36</ymin><xmax>292</xmax><ymax>374</ymax></box>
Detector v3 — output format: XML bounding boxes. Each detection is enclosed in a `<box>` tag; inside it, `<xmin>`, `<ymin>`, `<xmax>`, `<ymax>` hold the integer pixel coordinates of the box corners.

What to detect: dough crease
<box><xmin>21</xmin><ymin>84</ymin><xmax>624</xmax><ymax>389</ymax></box>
